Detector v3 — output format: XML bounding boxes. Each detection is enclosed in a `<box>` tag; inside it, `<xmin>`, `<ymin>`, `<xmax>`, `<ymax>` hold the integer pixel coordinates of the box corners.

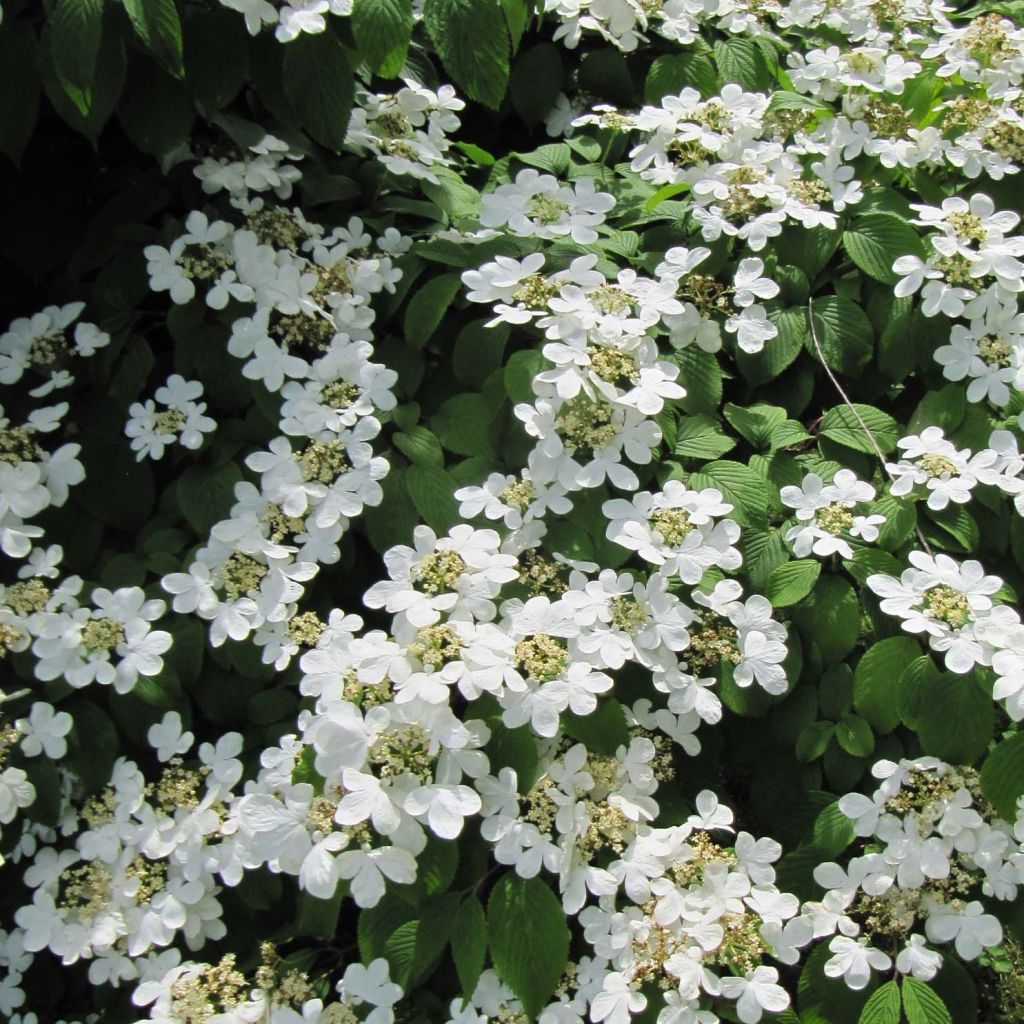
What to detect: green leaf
<box><xmin>454</xmin><ymin>319</ymin><xmax>509</xmax><ymax>387</ymax></box>
<box><xmin>40</xmin><ymin>10</ymin><xmax>126</xmax><ymax>144</ymax></box>
<box><xmin>792</xmin><ymin>575</ymin><xmax>860</xmax><ymax>665</ymax></box>
<box><xmin>433</xmin><ymin>394</ymin><xmax>498</xmax><ymax>457</ymax></box>
<box><xmin>859</xmin><ymin>981</ymin><xmax>902</xmax><ymax>1024</ymax></box>
<box><xmin>796</xmin><ymin>720</ymin><xmax>835</xmax><ymax>763</ymax></box>
<box><xmin>423</xmin><ymin>0</ymin><xmax>510</xmax><ymax>109</ymax></box>
<box><xmin>177</xmin><ymin>463</ymin><xmax>243</xmax><ymax>534</ymax></box>
<box><xmin>297</xmin><ymin>888</ymin><xmax>343</xmax><ymax>940</ymax></box>
<box><xmin>854</xmin><ymin>636</ymin><xmax>921</xmax><ymax>734</ymax></box>
<box><xmin>674</xmin><ymin>414</ymin><xmax>736</xmax><ymax>460</ymax></box>
<box><xmin>352</xmin><ymin>0</ymin><xmax>413</xmax><ymax>76</ymax></box>
<box><xmin>813</xmin><ymin>801</ymin><xmax>856</xmax><ymax>858</ymax></box>
<box><xmin>902</xmin><ymin>978</ymin><xmax>953</xmax><ymax>1024</ymax></box>
<box><xmin>714</xmin><ymin>37</ymin><xmax>773</xmax><ymax>90</ymax></box>
<box><xmin>724</xmin><ymin>403</ymin><xmax>787</xmax><ymax>449</ymax></box>
<box><xmin>689</xmin><ymin>460</ymin><xmax>768</xmax><ymax>525</ymax></box>
<box><xmin>0</xmin><ymin>21</ymin><xmax>41</xmax><ymax>163</ymax></box>
<box><xmin>808</xmin><ymin>296</ymin><xmax>875</xmax><ymax>376</ymax></box>
<box><xmin>900</xmin><ymin>660</ymin><xmax>993</xmax><ymax>764</ymax></box>
<box><xmin>487</xmin><ymin>874</ymin><xmax>569</xmax><ymax>1018</ymax></box>
<box><xmin>504</xmin><ymin>349</ymin><xmax>545</xmax><ymax>404</ymax></box>
<box><xmin>451</xmin><ymin>896</ymin><xmax>487</xmax><ymax>997</ymax></box>
<box><xmin>49</xmin><ymin>0</ymin><xmax>104</xmax><ymax>112</ymax></box>
<box><xmin>562</xmin><ymin>698</ymin><xmax>630</xmax><ymax>755</ymax></box>
<box><xmin>358</xmin><ymin>894</ymin><xmax>417</xmax><ymax>963</ymax></box>
<box><xmin>183</xmin><ymin>7</ymin><xmax>248</xmax><ymax>111</ymax></box>
<box><xmin>737</xmin><ymin>306</ymin><xmax>807</xmax><ymax>386</ymax></box>
<box><xmin>406</xmin><ymin>464</ymin><xmax>459</xmax><ymax>532</ymax></box>
<box><xmin>117</xmin><ymin>57</ymin><xmax>194</xmax><ymax>159</ymax></box>
<box><xmin>644</xmin><ymin>52</ymin><xmax>717</xmax><ymax>101</ymax></box>
<box><xmin>765</xmin><ymin>559</ymin><xmax>822</xmax><ymax>608</ymax></box>
<box><xmin>404</xmin><ymin>274</ymin><xmax>463</xmax><ymax>350</ymax></box>
<box><xmin>578</xmin><ymin>47</ymin><xmax>635</xmax><ymax>105</ymax></box>
<box><xmin>820</xmin><ymin>403</ymin><xmax>899</xmax><ymax>455</ymax></box>
<box><xmin>394</xmin><ymin>426</ymin><xmax>445</xmax><ymax>467</ymax></box>
<box><xmin>843</xmin><ymin>213</ymin><xmax>925</xmax><ymax>285</ymax></box>
<box><xmin>283</xmin><ymin>32</ymin><xmax>355</xmax><ymax>150</ymax></box>
<box><xmin>981</xmin><ymin>731</ymin><xmax>1024</xmax><ymax>820</ymax></box>
<box><xmin>510</xmin><ymin>43</ymin><xmax>562</xmax><ymax>129</ymax></box>
<box><xmin>675</xmin><ymin>347</ymin><xmax>723</xmax><ymax>415</ymax></box>
<box><xmin>836</xmin><ymin>713</ymin><xmax>875</xmax><ymax>757</ymax></box>
<box><xmin>123</xmin><ymin>0</ymin><xmax>184</xmax><ymax>78</ymax></box>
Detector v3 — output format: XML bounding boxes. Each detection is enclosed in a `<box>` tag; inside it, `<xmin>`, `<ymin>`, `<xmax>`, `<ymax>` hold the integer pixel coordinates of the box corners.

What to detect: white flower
<box><xmin>924</xmin><ymin>900</ymin><xmax>1002</xmax><ymax>960</ymax></box>
<box><xmin>338</xmin><ymin>959</ymin><xmax>403</xmax><ymax>1024</ymax></box>
<box><xmin>824</xmin><ymin>936</ymin><xmax>892</xmax><ymax>989</ymax></box>
<box><xmin>15</xmin><ymin>703</ymin><xmax>72</xmax><ymax>759</ymax></box>
<box><xmin>146</xmin><ymin>712</ymin><xmax>194</xmax><ymax>762</ymax></box>
<box><xmin>719</xmin><ymin>966</ymin><xmax>789</xmax><ymax>1023</ymax></box>
<box><xmin>590</xmin><ymin>973</ymin><xmax>646</xmax><ymax>1024</ymax></box>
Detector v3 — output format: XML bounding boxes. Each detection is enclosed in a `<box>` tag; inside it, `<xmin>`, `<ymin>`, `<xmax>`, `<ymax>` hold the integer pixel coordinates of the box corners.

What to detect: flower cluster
<box><xmin>807</xmin><ymin>757</ymin><xmax>1022</xmax><ymax>989</ymax></box>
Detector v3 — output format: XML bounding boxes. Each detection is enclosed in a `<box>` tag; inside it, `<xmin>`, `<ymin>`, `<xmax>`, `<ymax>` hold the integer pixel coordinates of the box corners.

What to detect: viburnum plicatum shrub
<box><xmin>11</xmin><ymin>2</ymin><xmax>1024</xmax><ymax>1024</ymax></box>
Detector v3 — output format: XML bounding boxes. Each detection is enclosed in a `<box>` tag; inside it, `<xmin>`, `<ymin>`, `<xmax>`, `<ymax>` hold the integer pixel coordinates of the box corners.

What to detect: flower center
<box><xmin>81</xmin><ymin>617</ymin><xmax>125</xmax><ymax>654</ymax></box>
<box><xmin>611</xmin><ymin>596</ymin><xmax>649</xmax><ymax>634</ymax></box>
<box><xmin>0</xmin><ymin>424</ymin><xmax>44</xmax><ymax>466</ymax></box>
<box><xmin>590</xmin><ymin>285</ymin><xmax>635</xmax><ymax>316</ymax></box>
<box><xmin>511</xmin><ymin>273</ymin><xmax>559</xmax><ymax>308</ymax></box>
<box><xmin>321</xmin><ymin>380</ymin><xmax>360</xmax><ymax>410</ymax></box>
<box><xmin>555</xmin><ymin>396</ymin><xmax>618</xmax><ymax>457</ymax></box>
<box><xmin>979</xmin><ymin>334</ymin><xmax>1013</xmax><ymax>367</ymax></box>
<box><xmin>920</xmin><ymin>453</ymin><xmax>958</xmax><ymax>478</ymax></box>
<box><xmin>947</xmin><ymin>211</ymin><xmax>987</xmax><ymax>241</ymax></box>
<box><xmin>686</xmin><ymin>613</ymin><xmax>740</xmax><ymax>674</ymax></box>
<box><xmin>179</xmin><ymin>242</ymin><xmax>232</xmax><ymax>281</ymax></box>
<box><xmin>816</xmin><ymin>503</ymin><xmax>854</xmax><ymax>536</ymax></box>
<box><xmin>587</xmin><ymin>345</ymin><xmax>638</xmax><ymax>385</ymax></box>
<box><xmin>650</xmin><ymin>507</ymin><xmax>695</xmax><ymax>546</ymax></box>
<box><xmin>514</xmin><ymin>634</ymin><xmax>569</xmax><ymax>683</ymax></box>
<box><xmin>287</xmin><ymin>611</ymin><xmax>325</xmax><ymax>648</ymax></box>
<box><xmin>408</xmin><ymin>623</ymin><xmax>464</xmax><ymax>669</ymax></box>
<box><xmin>498</xmin><ymin>479</ymin><xmax>537</xmax><ymax>512</ymax></box>
<box><xmin>414</xmin><ymin>549</ymin><xmax>467</xmax><ymax>595</ymax></box>
<box><xmin>245</xmin><ymin>208</ymin><xmax>308</xmax><ymax>250</ymax></box>
<box><xmin>922</xmin><ymin>583</ymin><xmax>972</xmax><ymax>628</ymax></box>
<box><xmin>269</xmin><ymin>311</ymin><xmax>337</xmax><ymax>353</ymax></box>
<box><xmin>298</xmin><ymin>439</ymin><xmax>350</xmax><ymax>483</ymax></box>
<box><xmin>219</xmin><ymin>551</ymin><xmax>268</xmax><ymax>599</ymax></box>
<box><xmin>526</xmin><ymin>194</ymin><xmax>571</xmax><ymax>225</ymax></box>
<box><xmin>152</xmin><ymin>407</ymin><xmax>186</xmax><ymax>436</ymax></box>
<box><xmin>370</xmin><ymin>724</ymin><xmax>434</xmax><ymax>781</ymax></box>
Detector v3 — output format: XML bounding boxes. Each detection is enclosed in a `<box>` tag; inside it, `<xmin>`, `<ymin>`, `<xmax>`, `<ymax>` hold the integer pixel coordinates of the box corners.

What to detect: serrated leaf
<box><xmin>578</xmin><ymin>47</ymin><xmax>634</xmax><ymax>105</ymax></box>
<box><xmin>183</xmin><ymin>7</ymin><xmax>248</xmax><ymax>111</ymax></box>
<box><xmin>176</xmin><ymin>463</ymin><xmax>243</xmax><ymax>534</ymax></box>
<box><xmin>792</xmin><ymin>575</ymin><xmax>859</xmax><ymax>665</ymax></box>
<box><xmin>808</xmin><ymin>295</ymin><xmax>875</xmax><ymax>376</ymax></box>
<box><xmin>644</xmin><ymin>52</ymin><xmax>717</xmax><ymax>101</ymax></box>
<box><xmin>714</xmin><ymin>37</ymin><xmax>773</xmax><ymax>90</ymax></box>
<box><xmin>452</xmin><ymin>896</ymin><xmax>487</xmax><ymax>997</ymax></box>
<box><xmin>820</xmin><ymin>403</ymin><xmax>898</xmax><ymax>454</ymax></box>
<box><xmin>117</xmin><ymin>58</ymin><xmax>194</xmax><ymax>159</ymax></box>
<box><xmin>675</xmin><ymin>347</ymin><xmax>723</xmax><ymax>415</ymax></box>
<box><xmin>49</xmin><ymin>0</ymin><xmax>104</xmax><ymax>112</ymax></box>
<box><xmin>674</xmin><ymin>414</ymin><xmax>736</xmax><ymax>460</ymax></box>
<box><xmin>737</xmin><ymin>306</ymin><xmax>807</xmax><ymax>386</ymax></box>
<box><xmin>562</xmin><ymin>698</ymin><xmax>630</xmax><ymax>755</ymax></box>
<box><xmin>902</xmin><ymin>978</ymin><xmax>953</xmax><ymax>1024</ymax></box>
<box><xmin>859</xmin><ymin>981</ymin><xmax>901</xmax><ymax>1024</ymax></box>
<box><xmin>813</xmin><ymin>801</ymin><xmax>856</xmax><ymax>858</ymax></box>
<box><xmin>689</xmin><ymin>460</ymin><xmax>768</xmax><ymax>525</ymax></box>
<box><xmin>981</xmin><ymin>731</ymin><xmax>1024</xmax><ymax>820</ymax></box>
<box><xmin>123</xmin><ymin>0</ymin><xmax>184</xmax><ymax>78</ymax></box>
<box><xmin>766</xmin><ymin>559</ymin><xmax>822</xmax><ymax>607</ymax></box>
<box><xmin>854</xmin><ymin>636</ymin><xmax>921</xmax><ymax>734</ymax></box>
<box><xmin>404</xmin><ymin>274</ymin><xmax>463</xmax><ymax>350</ymax></box>
<box><xmin>724</xmin><ymin>403</ymin><xmax>787</xmax><ymax>449</ymax></box>
<box><xmin>297</xmin><ymin>888</ymin><xmax>343</xmax><ymax>940</ymax></box>
<box><xmin>432</xmin><ymin>394</ymin><xmax>497</xmax><ymax>457</ymax></box>
<box><xmin>900</xmin><ymin>660</ymin><xmax>993</xmax><ymax>764</ymax></box>
<box><xmin>394</xmin><ymin>426</ymin><xmax>445</xmax><ymax>466</ymax></box>
<box><xmin>796</xmin><ymin>720</ymin><xmax>835</xmax><ymax>763</ymax></box>
<box><xmin>844</xmin><ymin>213</ymin><xmax>925</xmax><ymax>284</ymax></box>
<box><xmin>423</xmin><ymin>0</ymin><xmax>510</xmax><ymax>109</ymax></box>
<box><xmin>283</xmin><ymin>33</ymin><xmax>355</xmax><ymax>151</ymax></box>
<box><xmin>487</xmin><ymin>874</ymin><xmax>569</xmax><ymax>1018</ymax></box>
<box><xmin>352</xmin><ymin>0</ymin><xmax>413</xmax><ymax>76</ymax></box>
<box><xmin>406</xmin><ymin>464</ymin><xmax>459</xmax><ymax>532</ymax></box>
